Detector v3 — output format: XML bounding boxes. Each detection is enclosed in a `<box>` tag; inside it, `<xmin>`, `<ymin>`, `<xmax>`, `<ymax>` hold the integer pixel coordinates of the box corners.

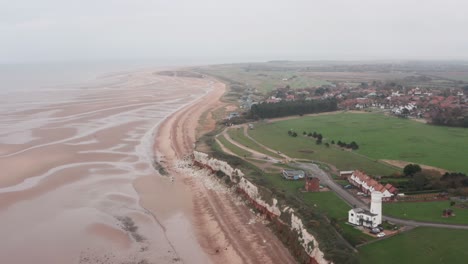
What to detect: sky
<box><xmin>1</xmin><ymin>0</ymin><xmax>468</xmax><ymax>64</ymax></box>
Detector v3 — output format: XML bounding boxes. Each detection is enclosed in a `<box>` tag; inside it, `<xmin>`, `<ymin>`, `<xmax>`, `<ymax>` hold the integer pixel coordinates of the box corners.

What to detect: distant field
<box><xmin>384</xmin><ymin>201</ymin><xmax>468</xmax><ymax>225</ymax></box>
<box><xmin>359</xmin><ymin>227</ymin><xmax>468</xmax><ymax>264</ymax></box>
<box><xmin>249</xmin><ymin>112</ymin><xmax>468</xmax><ymax>174</ymax></box>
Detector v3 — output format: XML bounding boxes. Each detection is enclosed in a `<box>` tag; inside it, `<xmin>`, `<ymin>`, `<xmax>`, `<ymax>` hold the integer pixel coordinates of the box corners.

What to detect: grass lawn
<box><xmin>302</xmin><ymin>191</ymin><xmax>376</xmax><ymax>245</ymax></box>
<box><xmin>262</xmin><ymin>172</ymin><xmax>304</xmax><ymax>194</ymax></box>
<box><xmin>339</xmin><ymin>222</ymin><xmax>375</xmax><ymax>246</ymax></box>
<box><xmin>359</xmin><ymin>227</ymin><xmax>468</xmax><ymax>264</ymax></box>
<box><xmin>249</xmin><ymin>120</ymin><xmax>397</xmax><ymax>176</ymax></box>
<box><xmin>302</xmin><ymin>191</ymin><xmax>350</xmax><ymax>219</ymax></box>
<box><xmin>384</xmin><ymin>201</ymin><xmax>468</xmax><ymax>225</ymax></box>
<box><xmin>227</xmin><ymin>127</ymin><xmax>283</xmax><ymax>159</ymax></box>
<box><xmin>216</xmin><ymin>134</ymin><xmax>252</xmax><ymax>157</ymax></box>
<box><xmin>249</xmin><ymin>112</ymin><xmax>468</xmax><ymax>174</ymax></box>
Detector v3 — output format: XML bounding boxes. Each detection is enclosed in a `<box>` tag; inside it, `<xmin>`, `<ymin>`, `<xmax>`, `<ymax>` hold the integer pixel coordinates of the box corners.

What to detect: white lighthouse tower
<box><xmin>370</xmin><ymin>191</ymin><xmax>383</xmax><ymax>226</ymax></box>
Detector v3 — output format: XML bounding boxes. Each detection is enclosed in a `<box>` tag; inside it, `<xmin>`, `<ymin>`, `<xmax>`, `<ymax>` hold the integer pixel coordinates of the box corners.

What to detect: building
<box><xmin>348</xmin><ymin>192</ymin><xmax>383</xmax><ymax>228</ymax></box>
<box><xmin>347</xmin><ymin>170</ymin><xmax>397</xmax><ymax>201</ymax></box>
<box><xmin>282</xmin><ymin>169</ymin><xmax>305</xmax><ymax>180</ymax></box>
<box><xmin>227</xmin><ymin>112</ymin><xmax>240</xmax><ymax>120</ymax></box>
<box><xmin>339</xmin><ymin>170</ymin><xmax>354</xmax><ymax>180</ymax></box>
<box><xmin>305</xmin><ymin>176</ymin><xmax>320</xmax><ymax>192</ymax></box>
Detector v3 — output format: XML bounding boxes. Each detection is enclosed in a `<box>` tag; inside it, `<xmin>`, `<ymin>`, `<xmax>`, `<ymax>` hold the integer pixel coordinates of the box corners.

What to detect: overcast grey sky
<box><xmin>1</xmin><ymin>0</ymin><xmax>468</xmax><ymax>64</ymax></box>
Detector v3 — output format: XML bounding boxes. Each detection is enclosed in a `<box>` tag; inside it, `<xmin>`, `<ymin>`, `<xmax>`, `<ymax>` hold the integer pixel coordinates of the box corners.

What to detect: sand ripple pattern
<box><xmin>0</xmin><ymin>70</ymin><xmax>211</xmax><ymax>264</ymax></box>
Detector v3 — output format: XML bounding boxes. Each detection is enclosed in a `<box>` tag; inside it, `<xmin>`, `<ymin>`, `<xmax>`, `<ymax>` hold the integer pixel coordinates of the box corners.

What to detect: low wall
<box><xmin>193</xmin><ymin>151</ymin><xmax>331</xmax><ymax>264</ymax></box>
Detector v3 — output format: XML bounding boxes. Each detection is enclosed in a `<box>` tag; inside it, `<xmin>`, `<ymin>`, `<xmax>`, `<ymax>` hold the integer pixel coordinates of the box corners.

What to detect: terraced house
<box><xmin>348</xmin><ymin>170</ymin><xmax>398</xmax><ymax>201</ymax></box>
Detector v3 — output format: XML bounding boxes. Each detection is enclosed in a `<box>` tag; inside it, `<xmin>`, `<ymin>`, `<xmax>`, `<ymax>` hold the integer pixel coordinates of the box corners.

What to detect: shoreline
<box><xmin>143</xmin><ymin>73</ymin><xmax>296</xmax><ymax>263</ymax></box>
<box><xmin>0</xmin><ymin>69</ymin><xmax>216</xmax><ymax>263</ymax></box>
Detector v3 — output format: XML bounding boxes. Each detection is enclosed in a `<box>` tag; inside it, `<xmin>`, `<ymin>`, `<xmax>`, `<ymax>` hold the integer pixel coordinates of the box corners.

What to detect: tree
<box><xmin>331</xmin><ymin>140</ymin><xmax>335</xmax><ymax>144</ymax></box>
<box><xmin>288</xmin><ymin>130</ymin><xmax>292</xmax><ymax>136</ymax></box>
<box><xmin>325</xmin><ymin>142</ymin><xmax>330</xmax><ymax>147</ymax></box>
<box><xmin>291</xmin><ymin>132</ymin><xmax>298</xmax><ymax>137</ymax></box>
<box><xmin>403</xmin><ymin>164</ymin><xmax>422</xmax><ymax>176</ymax></box>
<box><xmin>307</xmin><ymin>132</ymin><xmax>313</xmax><ymax>137</ymax></box>
<box><xmin>411</xmin><ymin>172</ymin><xmax>429</xmax><ymax>190</ymax></box>
<box><xmin>316</xmin><ymin>138</ymin><xmax>322</xmax><ymax>145</ymax></box>
<box><xmin>303</xmin><ymin>131</ymin><xmax>307</xmax><ymax>135</ymax></box>
<box><xmin>349</xmin><ymin>141</ymin><xmax>359</xmax><ymax>150</ymax></box>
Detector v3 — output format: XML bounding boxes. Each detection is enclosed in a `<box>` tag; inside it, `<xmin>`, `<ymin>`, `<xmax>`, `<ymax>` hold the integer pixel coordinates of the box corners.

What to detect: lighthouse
<box><xmin>370</xmin><ymin>191</ymin><xmax>383</xmax><ymax>226</ymax></box>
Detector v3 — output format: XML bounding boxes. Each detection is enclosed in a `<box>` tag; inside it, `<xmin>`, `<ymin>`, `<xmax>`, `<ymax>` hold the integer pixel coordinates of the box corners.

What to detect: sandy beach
<box><xmin>0</xmin><ymin>68</ymin><xmax>294</xmax><ymax>264</ymax></box>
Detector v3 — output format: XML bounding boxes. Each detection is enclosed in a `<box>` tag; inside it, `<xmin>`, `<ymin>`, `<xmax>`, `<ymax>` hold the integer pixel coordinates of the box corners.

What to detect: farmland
<box><xmin>359</xmin><ymin>227</ymin><xmax>468</xmax><ymax>264</ymax></box>
<box><xmin>249</xmin><ymin>112</ymin><xmax>468</xmax><ymax>174</ymax></box>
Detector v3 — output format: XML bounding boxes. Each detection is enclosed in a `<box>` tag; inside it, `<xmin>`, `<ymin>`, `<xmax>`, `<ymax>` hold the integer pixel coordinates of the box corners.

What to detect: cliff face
<box><xmin>192</xmin><ymin>151</ymin><xmax>331</xmax><ymax>264</ymax></box>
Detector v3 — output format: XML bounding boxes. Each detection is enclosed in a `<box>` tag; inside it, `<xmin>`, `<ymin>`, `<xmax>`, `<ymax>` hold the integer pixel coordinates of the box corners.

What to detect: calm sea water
<box><xmin>0</xmin><ymin>61</ymin><xmax>169</xmax><ymax>93</ymax></box>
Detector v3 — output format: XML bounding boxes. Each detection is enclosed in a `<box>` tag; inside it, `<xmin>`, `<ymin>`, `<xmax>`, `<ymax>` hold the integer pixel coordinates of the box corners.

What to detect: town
<box><xmin>194</xmin><ymin>61</ymin><xmax>468</xmax><ymax>264</ymax></box>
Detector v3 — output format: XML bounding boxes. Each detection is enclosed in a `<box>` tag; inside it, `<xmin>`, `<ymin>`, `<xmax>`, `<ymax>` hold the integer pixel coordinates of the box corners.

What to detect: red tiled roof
<box><xmin>352</xmin><ymin>170</ymin><xmax>395</xmax><ymax>196</ymax></box>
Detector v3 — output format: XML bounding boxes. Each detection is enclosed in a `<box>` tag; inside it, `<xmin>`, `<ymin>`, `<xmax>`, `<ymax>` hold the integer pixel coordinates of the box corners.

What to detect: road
<box><xmin>296</xmin><ymin>162</ymin><xmax>468</xmax><ymax>230</ymax></box>
<box><xmin>220</xmin><ymin>124</ymin><xmax>468</xmax><ymax>231</ymax></box>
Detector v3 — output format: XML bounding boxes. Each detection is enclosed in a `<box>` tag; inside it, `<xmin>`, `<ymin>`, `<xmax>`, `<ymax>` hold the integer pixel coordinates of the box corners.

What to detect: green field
<box><xmin>198</xmin><ymin>66</ymin><xmax>331</xmax><ymax>94</ymax></box>
<box><xmin>302</xmin><ymin>191</ymin><xmax>350</xmax><ymax>219</ymax></box>
<box><xmin>227</xmin><ymin>127</ymin><xmax>283</xmax><ymax>159</ymax></box>
<box><xmin>249</xmin><ymin>112</ymin><xmax>468</xmax><ymax>174</ymax></box>
<box><xmin>384</xmin><ymin>201</ymin><xmax>468</xmax><ymax>225</ymax></box>
<box><xmin>359</xmin><ymin>227</ymin><xmax>468</xmax><ymax>264</ymax></box>
<box><xmin>216</xmin><ymin>134</ymin><xmax>252</xmax><ymax>157</ymax></box>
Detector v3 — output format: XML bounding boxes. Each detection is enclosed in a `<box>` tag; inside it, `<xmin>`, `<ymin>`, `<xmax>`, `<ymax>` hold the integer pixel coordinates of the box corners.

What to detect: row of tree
<box><xmin>249</xmin><ymin>98</ymin><xmax>338</xmax><ymax>119</ymax></box>
<box><xmin>402</xmin><ymin>164</ymin><xmax>468</xmax><ymax>194</ymax></box>
<box><xmin>429</xmin><ymin>107</ymin><xmax>468</xmax><ymax>128</ymax></box>
<box><xmin>337</xmin><ymin>140</ymin><xmax>359</xmax><ymax>150</ymax></box>
<box><xmin>287</xmin><ymin>130</ymin><xmax>298</xmax><ymax>137</ymax></box>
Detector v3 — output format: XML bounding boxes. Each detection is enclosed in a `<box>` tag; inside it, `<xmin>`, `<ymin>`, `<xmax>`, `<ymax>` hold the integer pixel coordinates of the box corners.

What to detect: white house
<box><xmin>282</xmin><ymin>169</ymin><xmax>305</xmax><ymax>180</ymax></box>
<box><xmin>348</xmin><ymin>192</ymin><xmax>383</xmax><ymax>228</ymax></box>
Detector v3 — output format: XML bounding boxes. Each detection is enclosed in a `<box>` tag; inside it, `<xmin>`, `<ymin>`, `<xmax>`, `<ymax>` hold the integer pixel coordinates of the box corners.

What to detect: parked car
<box><xmin>344</xmin><ymin>185</ymin><xmax>352</xmax><ymax>189</ymax></box>
<box><xmin>370</xmin><ymin>228</ymin><xmax>380</xmax><ymax>234</ymax></box>
<box><xmin>357</xmin><ymin>192</ymin><xmax>364</xmax><ymax>196</ymax></box>
<box><xmin>377</xmin><ymin>232</ymin><xmax>386</xmax><ymax>238</ymax></box>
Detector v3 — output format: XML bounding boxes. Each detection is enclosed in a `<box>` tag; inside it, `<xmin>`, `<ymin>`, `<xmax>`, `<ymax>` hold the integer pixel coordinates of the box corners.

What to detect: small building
<box><xmin>348</xmin><ymin>192</ymin><xmax>383</xmax><ymax>228</ymax></box>
<box><xmin>442</xmin><ymin>209</ymin><xmax>454</xmax><ymax>217</ymax></box>
<box><xmin>305</xmin><ymin>176</ymin><xmax>320</xmax><ymax>192</ymax></box>
<box><xmin>340</xmin><ymin>170</ymin><xmax>354</xmax><ymax>180</ymax></box>
<box><xmin>348</xmin><ymin>208</ymin><xmax>378</xmax><ymax>228</ymax></box>
<box><xmin>282</xmin><ymin>169</ymin><xmax>305</xmax><ymax>180</ymax></box>
<box><xmin>227</xmin><ymin>112</ymin><xmax>240</xmax><ymax>120</ymax></box>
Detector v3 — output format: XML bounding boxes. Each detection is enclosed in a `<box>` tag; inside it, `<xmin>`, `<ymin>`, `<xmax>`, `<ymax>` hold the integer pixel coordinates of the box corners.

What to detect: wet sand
<box><xmin>0</xmin><ymin>68</ymin><xmax>294</xmax><ymax>264</ymax></box>
<box><xmin>0</xmin><ymin>70</ymin><xmax>211</xmax><ymax>263</ymax></box>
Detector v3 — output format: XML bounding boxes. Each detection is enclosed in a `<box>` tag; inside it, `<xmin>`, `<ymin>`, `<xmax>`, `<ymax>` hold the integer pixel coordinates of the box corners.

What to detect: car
<box><xmin>357</xmin><ymin>192</ymin><xmax>364</xmax><ymax>196</ymax></box>
<box><xmin>377</xmin><ymin>232</ymin><xmax>385</xmax><ymax>238</ymax></box>
<box><xmin>344</xmin><ymin>185</ymin><xmax>352</xmax><ymax>189</ymax></box>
